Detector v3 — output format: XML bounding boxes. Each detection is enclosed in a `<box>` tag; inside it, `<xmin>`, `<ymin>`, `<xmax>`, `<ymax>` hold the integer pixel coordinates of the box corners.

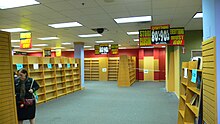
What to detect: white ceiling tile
<box><xmin>79</xmin><ymin>7</ymin><xmax>106</xmax><ymax>15</ymax></box>
<box><xmin>152</xmin><ymin>0</ymin><xmax>178</xmax><ymax>9</ymax></box>
<box><xmin>43</xmin><ymin>1</ymin><xmax>76</xmax><ymax>11</ymax></box>
<box><xmin>102</xmin><ymin>5</ymin><xmax>128</xmax><ymax>13</ymax></box>
<box><xmin>66</xmin><ymin>0</ymin><xmax>100</xmax><ymax>9</ymax></box>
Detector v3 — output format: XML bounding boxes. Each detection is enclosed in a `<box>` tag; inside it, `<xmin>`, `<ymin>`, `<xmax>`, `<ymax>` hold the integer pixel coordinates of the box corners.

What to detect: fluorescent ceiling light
<box><xmin>161</xmin><ymin>46</ymin><xmax>166</xmax><ymax>48</ymax></box>
<box><xmin>95</xmin><ymin>40</ymin><xmax>114</xmax><ymax>43</ymax></box>
<box><xmin>12</xmin><ymin>46</ymin><xmax>20</xmax><ymax>48</ymax></box>
<box><xmin>141</xmin><ymin>46</ymin><xmax>154</xmax><ymax>48</ymax></box>
<box><xmin>32</xmin><ymin>44</ymin><xmax>48</xmax><ymax>47</ymax></box>
<box><xmin>64</xmin><ymin>49</ymin><xmax>74</xmax><ymax>51</ymax></box>
<box><xmin>0</xmin><ymin>0</ymin><xmax>40</xmax><ymax>9</ymax></box>
<box><xmin>84</xmin><ymin>46</ymin><xmax>92</xmax><ymax>48</ymax></box>
<box><xmin>78</xmin><ymin>34</ymin><xmax>102</xmax><ymax>38</ymax></box>
<box><xmin>11</xmin><ymin>40</ymin><xmax>20</xmax><ymax>43</ymax></box>
<box><xmin>134</xmin><ymin>39</ymin><xmax>139</xmax><ymax>42</ymax></box>
<box><xmin>114</xmin><ymin>16</ymin><xmax>152</xmax><ymax>24</ymax></box>
<box><xmin>127</xmin><ymin>31</ymin><xmax>139</xmax><ymax>35</ymax></box>
<box><xmin>193</xmin><ymin>12</ymin><xmax>203</xmax><ymax>18</ymax></box>
<box><xmin>51</xmin><ymin>47</ymin><xmax>65</xmax><ymax>49</ymax></box>
<box><xmin>38</xmin><ymin>37</ymin><xmax>59</xmax><ymax>40</ymax></box>
<box><xmin>118</xmin><ymin>44</ymin><xmax>121</xmax><ymax>46</ymax></box>
<box><xmin>62</xmin><ymin>42</ymin><xmax>72</xmax><ymax>45</ymax></box>
<box><xmin>48</xmin><ymin>22</ymin><xmax>83</xmax><ymax>28</ymax></box>
<box><xmin>0</xmin><ymin>28</ymin><xmax>28</xmax><ymax>32</ymax></box>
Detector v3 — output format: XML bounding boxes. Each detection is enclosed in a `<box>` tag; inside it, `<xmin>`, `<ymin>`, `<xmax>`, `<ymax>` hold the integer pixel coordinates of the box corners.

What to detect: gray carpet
<box><xmin>26</xmin><ymin>81</ymin><xmax>178</xmax><ymax>124</ymax></box>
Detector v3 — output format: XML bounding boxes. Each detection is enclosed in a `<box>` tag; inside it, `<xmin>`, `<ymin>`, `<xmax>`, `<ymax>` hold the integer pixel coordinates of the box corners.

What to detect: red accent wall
<box><xmin>27</xmin><ymin>48</ymin><xmax>166</xmax><ymax>81</ymax></box>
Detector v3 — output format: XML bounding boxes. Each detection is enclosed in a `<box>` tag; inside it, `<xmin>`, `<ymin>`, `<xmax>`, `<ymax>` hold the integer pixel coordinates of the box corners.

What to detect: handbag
<box><xmin>24</xmin><ymin>79</ymin><xmax>35</xmax><ymax>106</ymax></box>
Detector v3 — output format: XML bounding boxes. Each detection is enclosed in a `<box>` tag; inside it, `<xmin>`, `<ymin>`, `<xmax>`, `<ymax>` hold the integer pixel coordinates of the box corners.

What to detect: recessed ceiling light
<box><xmin>38</xmin><ymin>37</ymin><xmax>59</xmax><ymax>40</ymax></box>
<box><xmin>193</xmin><ymin>12</ymin><xmax>203</xmax><ymax>18</ymax></box>
<box><xmin>95</xmin><ymin>40</ymin><xmax>114</xmax><ymax>43</ymax></box>
<box><xmin>11</xmin><ymin>40</ymin><xmax>20</xmax><ymax>43</ymax></box>
<box><xmin>0</xmin><ymin>28</ymin><xmax>28</xmax><ymax>32</ymax></box>
<box><xmin>32</xmin><ymin>44</ymin><xmax>48</xmax><ymax>47</ymax></box>
<box><xmin>114</xmin><ymin>16</ymin><xmax>152</xmax><ymax>24</ymax></box>
<box><xmin>48</xmin><ymin>22</ymin><xmax>83</xmax><ymax>28</ymax></box>
<box><xmin>134</xmin><ymin>39</ymin><xmax>139</xmax><ymax>42</ymax></box>
<box><xmin>127</xmin><ymin>31</ymin><xmax>139</xmax><ymax>35</ymax></box>
<box><xmin>0</xmin><ymin>0</ymin><xmax>40</xmax><ymax>9</ymax></box>
<box><xmin>78</xmin><ymin>34</ymin><xmax>102</xmax><ymax>38</ymax></box>
<box><xmin>62</xmin><ymin>42</ymin><xmax>72</xmax><ymax>45</ymax></box>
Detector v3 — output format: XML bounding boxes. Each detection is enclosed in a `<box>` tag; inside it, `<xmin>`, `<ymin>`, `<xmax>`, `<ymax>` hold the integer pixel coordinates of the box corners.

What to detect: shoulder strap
<box><xmin>30</xmin><ymin>78</ymin><xmax>34</xmax><ymax>90</ymax></box>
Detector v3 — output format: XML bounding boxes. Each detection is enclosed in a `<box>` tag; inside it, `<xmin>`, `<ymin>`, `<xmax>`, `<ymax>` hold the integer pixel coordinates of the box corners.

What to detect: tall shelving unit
<box><xmin>25</xmin><ymin>56</ymin><xmax>46</xmax><ymax>103</ymax></box>
<box><xmin>108</xmin><ymin>57</ymin><xmax>119</xmax><ymax>81</ymax></box>
<box><xmin>52</xmin><ymin>57</ymin><xmax>66</xmax><ymax>97</ymax></box>
<box><xmin>84</xmin><ymin>58</ymin><xmax>91</xmax><ymax>81</ymax></box>
<box><xmin>91</xmin><ymin>58</ymin><xmax>99</xmax><ymax>80</ymax></box>
<box><xmin>84</xmin><ymin>58</ymin><xmax>99</xmax><ymax>81</ymax></box>
<box><xmin>0</xmin><ymin>31</ymin><xmax>18</xmax><ymax>124</ymax></box>
<box><xmin>178</xmin><ymin>61</ymin><xmax>203</xmax><ymax>124</ymax></box>
<box><xmin>118</xmin><ymin>55</ymin><xmax>136</xmax><ymax>87</ymax></box>
<box><xmin>72</xmin><ymin>58</ymin><xmax>81</xmax><ymax>91</ymax></box>
<box><xmin>63</xmin><ymin>57</ymin><xmax>74</xmax><ymax>94</ymax></box>
<box><xmin>12</xmin><ymin>56</ymin><xmax>81</xmax><ymax>104</ymax></box>
<box><xmin>43</xmin><ymin>57</ymin><xmax>57</xmax><ymax>101</ymax></box>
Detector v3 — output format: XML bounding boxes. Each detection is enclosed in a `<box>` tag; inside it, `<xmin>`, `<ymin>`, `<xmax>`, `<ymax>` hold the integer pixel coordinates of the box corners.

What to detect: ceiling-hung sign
<box><xmin>56</xmin><ymin>49</ymin><xmax>61</xmax><ymax>57</ymax></box>
<box><xmin>44</xmin><ymin>48</ymin><xmax>51</xmax><ymax>57</ymax></box>
<box><xmin>151</xmin><ymin>25</ymin><xmax>170</xmax><ymax>45</ymax></box>
<box><xmin>94</xmin><ymin>45</ymin><xmax>100</xmax><ymax>55</ymax></box>
<box><xmin>111</xmin><ymin>44</ymin><xmax>118</xmax><ymax>55</ymax></box>
<box><xmin>170</xmin><ymin>27</ymin><xmax>185</xmax><ymax>46</ymax></box>
<box><xmin>139</xmin><ymin>29</ymin><xmax>152</xmax><ymax>47</ymax></box>
<box><xmin>20</xmin><ymin>32</ymin><xmax>32</xmax><ymax>49</ymax></box>
<box><xmin>99</xmin><ymin>44</ymin><xmax>109</xmax><ymax>54</ymax></box>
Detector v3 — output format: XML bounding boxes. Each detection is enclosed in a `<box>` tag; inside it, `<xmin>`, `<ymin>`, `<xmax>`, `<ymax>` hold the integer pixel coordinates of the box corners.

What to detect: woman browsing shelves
<box><xmin>14</xmin><ymin>68</ymin><xmax>39</xmax><ymax>124</ymax></box>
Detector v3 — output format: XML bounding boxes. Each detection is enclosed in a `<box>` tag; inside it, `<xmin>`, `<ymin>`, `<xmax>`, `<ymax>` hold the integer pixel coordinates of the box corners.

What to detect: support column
<box><xmin>202</xmin><ymin>0</ymin><xmax>220</xmax><ymax>123</ymax></box>
<box><xmin>74</xmin><ymin>42</ymin><xmax>85</xmax><ymax>88</ymax></box>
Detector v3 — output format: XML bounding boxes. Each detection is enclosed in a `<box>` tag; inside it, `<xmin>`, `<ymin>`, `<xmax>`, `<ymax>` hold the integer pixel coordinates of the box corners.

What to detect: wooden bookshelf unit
<box><xmin>178</xmin><ymin>61</ymin><xmax>203</xmax><ymax>124</ymax></box>
<box><xmin>12</xmin><ymin>56</ymin><xmax>81</xmax><ymax>104</ymax></box>
<box><xmin>118</xmin><ymin>55</ymin><xmax>136</xmax><ymax>87</ymax></box>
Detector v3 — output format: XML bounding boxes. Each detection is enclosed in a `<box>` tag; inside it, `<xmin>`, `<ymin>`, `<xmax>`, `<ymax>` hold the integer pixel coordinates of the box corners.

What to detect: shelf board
<box><xmin>66</xmin><ymin>79</ymin><xmax>73</xmax><ymax>82</ymax></box>
<box><xmin>29</xmin><ymin>70</ymin><xmax>43</xmax><ymax>73</ymax></box>
<box><xmin>56</xmin><ymin>75</ymin><xmax>65</xmax><ymax>78</ymax></box>
<box><xmin>65</xmin><ymin>74</ymin><xmax>72</xmax><ymax>76</ymax></box>
<box><xmin>45</xmin><ymin>83</ymin><xmax>56</xmax><ymax>86</ymax></box>
<box><xmin>74</xmin><ymin>78</ymin><xmax>80</xmax><ymax>81</ymax></box>
<box><xmin>46</xmin><ymin>96</ymin><xmax>56</xmax><ymax>101</ymax></box>
<box><xmin>186</xmin><ymin>103</ymin><xmax>199</xmax><ymax>117</ymax></box>
<box><xmin>44</xmin><ymin>70</ymin><xmax>54</xmax><ymax>72</ymax></box>
<box><xmin>44</xmin><ymin>76</ymin><xmax>55</xmax><ymax>79</ymax></box>
<box><xmin>66</xmin><ymin>85</ymin><xmax>73</xmax><ymax>88</ymax></box>
<box><xmin>57</xmin><ymin>87</ymin><xmax>66</xmax><ymax>90</ymax></box>
<box><xmin>74</xmin><ymin>88</ymin><xmax>81</xmax><ymax>91</ymax></box>
<box><xmin>73</xmin><ymin>73</ymin><xmax>79</xmax><ymax>75</ymax></box>
<box><xmin>57</xmin><ymin>93</ymin><xmax>66</xmax><ymax>97</ymax></box>
<box><xmin>181</xmin><ymin>81</ymin><xmax>187</xmax><ymax>86</ymax></box>
<box><xmin>184</xmin><ymin>123</ymin><xmax>194</xmax><ymax>124</ymax></box>
<box><xmin>65</xmin><ymin>68</ymin><xmax>72</xmax><ymax>71</ymax></box>
<box><xmin>38</xmin><ymin>92</ymin><xmax>45</xmax><ymax>96</ymax></box>
<box><xmin>46</xmin><ymin>90</ymin><xmax>56</xmax><ymax>94</ymax></box>
<box><xmin>37</xmin><ymin>100</ymin><xmax>45</xmax><ymax>104</ymax></box>
<box><xmin>74</xmin><ymin>83</ymin><xmax>80</xmax><ymax>86</ymax></box>
<box><xmin>188</xmin><ymin>87</ymin><xmax>200</xmax><ymax>95</ymax></box>
<box><xmin>178</xmin><ymin>110</ymin><xmax>185</xmax><ymax>118</ymax></box>
<box><xmin>35</xmin><ymin>78</ymin><xmax>44</xmax><ymax>81</ymax></box>
<box><xmin>180</xmin><ymin>95</ymin><xmax>186</xmax><ymax>101</ymax></box>
<box><xmin>56</xmin><ymin>81</ymin><xmax>65</xmax><ymax>84</ymax></box>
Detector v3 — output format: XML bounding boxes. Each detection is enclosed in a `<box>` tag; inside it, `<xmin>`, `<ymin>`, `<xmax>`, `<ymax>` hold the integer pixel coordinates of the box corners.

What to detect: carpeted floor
<box><xmin>24</xmin><ymin>81</ymin><xmax>178</xmax><ymax>124</ymax></box>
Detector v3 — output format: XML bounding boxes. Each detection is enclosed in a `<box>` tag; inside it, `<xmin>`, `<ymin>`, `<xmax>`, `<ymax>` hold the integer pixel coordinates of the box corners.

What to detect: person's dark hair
<box><xmin>19</xmin><ymin>68</ymin><xmax>28</xmax><ymax>78</ymax></box>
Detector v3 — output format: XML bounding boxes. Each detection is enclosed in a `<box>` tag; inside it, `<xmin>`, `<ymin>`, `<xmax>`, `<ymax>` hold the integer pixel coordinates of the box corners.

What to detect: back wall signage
<box><xmin>139</xmin><ymin>25</ymin><xmax>184</xmax><ymax>47</ymax></box>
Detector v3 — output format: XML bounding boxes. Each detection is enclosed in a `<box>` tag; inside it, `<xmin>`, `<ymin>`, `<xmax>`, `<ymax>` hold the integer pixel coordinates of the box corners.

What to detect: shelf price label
<box><xmin>20</xmin><ymin>32</ymin><xmax>32</xmax><ymax>49</ymax></box>
<box><xmin>16</xmin><ymin>64</ymin><xmax>23</xmax><ymax>70</ymax></box>
<box><xmin>47</xmin><ymin>63</ymin><xmax>52</xmax><ymax>69</ymax></box>
<box><xmin>170</xmin><ymin>28</ymin><xmax>184</xmax><ymax>46</ymax></box>
<box><xmin>67</xmin><ymin>63</ymin><xmax>70</xmax><ymax>68</ymax></box>
<box><xmin>151</xmin><ymin>25</ymin><xmax>170</xmax><ymax>44</ymax></box>
<box><xmin>139</xmin><ymin>29</ymin><xmax>152</xmax><ymax>47</ymax></box>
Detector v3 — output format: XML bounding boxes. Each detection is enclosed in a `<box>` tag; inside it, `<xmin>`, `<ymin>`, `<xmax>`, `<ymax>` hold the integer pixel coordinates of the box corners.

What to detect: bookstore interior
<box><xmin>0</xmin><ymin>0</ymin><xmax>218</xmax><ymax>124</ymax></box>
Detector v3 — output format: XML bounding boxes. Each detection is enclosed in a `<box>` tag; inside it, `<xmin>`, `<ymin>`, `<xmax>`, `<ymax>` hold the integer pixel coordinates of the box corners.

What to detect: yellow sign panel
<box><xmin>139</xmin><ymin>29</ymin><xmax>152</xmax><ymax>47</ymax></box>
<box><xmin>111</xmin><ymin>44</ymin><xmax>118</xmax><ymax>55</ymax></box>
<box><xmin>56</xmin><ymin>49</ymin><xmax>61</xmax><ymax>57</ymax></box>
<box><xmin>20</xmin><ymin>32</ymin><xmax>32</xmax><ymax>39</ymax></box>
